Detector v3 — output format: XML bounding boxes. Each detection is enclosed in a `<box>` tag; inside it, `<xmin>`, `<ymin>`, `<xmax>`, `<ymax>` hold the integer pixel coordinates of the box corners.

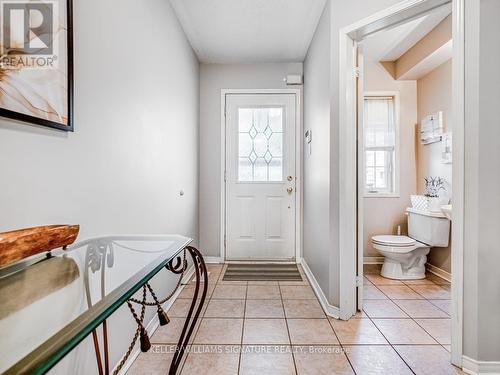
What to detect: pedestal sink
<box><xmin>441</xmin><ymin>204</ymin><xmax>452</xmax><ymax>220</ymax></box>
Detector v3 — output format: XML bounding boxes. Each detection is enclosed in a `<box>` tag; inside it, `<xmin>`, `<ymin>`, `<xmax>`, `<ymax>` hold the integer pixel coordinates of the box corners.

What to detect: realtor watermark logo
<box><xmin>1</xmin><ymin>0</ymin><xmax>58</xmax><ymax>69</ymax></box>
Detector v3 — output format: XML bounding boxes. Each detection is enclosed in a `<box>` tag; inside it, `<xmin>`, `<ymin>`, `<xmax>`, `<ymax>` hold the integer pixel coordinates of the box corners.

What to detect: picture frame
<box><xmin>0</xmin><ymin>0</ymin><xmax>74</xmax><ymax>131</ymax></box>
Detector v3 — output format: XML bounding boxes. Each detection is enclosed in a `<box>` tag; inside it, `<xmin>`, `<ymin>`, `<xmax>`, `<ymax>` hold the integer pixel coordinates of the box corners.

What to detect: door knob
<box><xmin>287</xmin><ymin>187</ymin><xmax>294</xmax><ymax>194</ymax></box>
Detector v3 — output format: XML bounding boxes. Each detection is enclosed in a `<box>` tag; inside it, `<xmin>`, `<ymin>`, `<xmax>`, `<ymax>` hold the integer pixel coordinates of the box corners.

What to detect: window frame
<box><xmin>362</xmin><ymin>91</ymin><xmax>400</xmax><ymax>198</ymax></box>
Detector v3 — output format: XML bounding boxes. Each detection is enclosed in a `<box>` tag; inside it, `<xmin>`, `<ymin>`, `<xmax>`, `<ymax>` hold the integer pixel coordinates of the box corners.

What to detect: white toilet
<box><xmin>372</xmin><ymin>207</ymin><xmax>450</xmax><ymax>280</ymax></box>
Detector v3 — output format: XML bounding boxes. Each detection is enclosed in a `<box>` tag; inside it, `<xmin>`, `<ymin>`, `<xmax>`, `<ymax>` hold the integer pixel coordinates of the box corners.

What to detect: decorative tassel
<box><xmin>140</xmin><ymin>327</ymin><xmax>151</xmax><ymax>352</ymax></box>
<box><xmin>158</xmin><ymin>308</ymin><xmax>170</xmax><ymax>326</ymax></box>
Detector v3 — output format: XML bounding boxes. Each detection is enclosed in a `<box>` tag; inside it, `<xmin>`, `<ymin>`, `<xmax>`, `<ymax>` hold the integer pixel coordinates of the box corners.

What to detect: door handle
<box><xmin>286</xmin><ymin>187</ymin><xmax>294</xmax><ymax>194</ymax></box>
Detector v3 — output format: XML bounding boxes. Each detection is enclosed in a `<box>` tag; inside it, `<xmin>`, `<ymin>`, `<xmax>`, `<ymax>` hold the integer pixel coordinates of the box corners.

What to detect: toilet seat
<box><xmin>372</xmin><ymin>235</ymin><xmax>416</xmax><ymax>247</ymax></box>
<box><xmin>371</xmin><ymin>235</ymin><xmax>419</xmax><ymax>254</ymax></box>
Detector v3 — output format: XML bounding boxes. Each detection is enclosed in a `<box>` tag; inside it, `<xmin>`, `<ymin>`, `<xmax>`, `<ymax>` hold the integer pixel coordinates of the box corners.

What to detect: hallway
<box><xmin>128</xmin><ymin>264</ymin><xmax>464</xmax><ymax>374</ymax></box>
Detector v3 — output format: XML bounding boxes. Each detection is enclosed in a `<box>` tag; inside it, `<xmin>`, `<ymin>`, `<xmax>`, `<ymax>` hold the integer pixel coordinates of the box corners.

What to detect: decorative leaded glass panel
<box><xmin>238</xmin><ymin>107</ymin><xmax>283</xmax><ymax>182</ymax></box>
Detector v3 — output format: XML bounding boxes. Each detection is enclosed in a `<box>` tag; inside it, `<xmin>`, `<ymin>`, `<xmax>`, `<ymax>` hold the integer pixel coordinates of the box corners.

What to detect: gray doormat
<box><xmin>222</xmin><ymin>263</ymin><xmax>302</xmax><ymax>281</ymax></box>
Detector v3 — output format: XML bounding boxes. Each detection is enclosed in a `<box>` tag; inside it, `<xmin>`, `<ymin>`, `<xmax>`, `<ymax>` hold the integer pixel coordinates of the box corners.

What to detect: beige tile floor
<box><xmin>128</xmin><ymin>264</ymin><xmax>464</xmax><ymax>375</ymax></box>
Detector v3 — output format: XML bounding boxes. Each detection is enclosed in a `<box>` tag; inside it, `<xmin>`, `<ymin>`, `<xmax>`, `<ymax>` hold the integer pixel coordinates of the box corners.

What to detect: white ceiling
<box><xmin>170</xmin><ymin>0</ymin><xmax>327</xmax><ymax>63</ymax></box>
<box><xmin>361</xmin><ymin>5</ymin><xmax>451</xmax><ymax>63</ymax></box>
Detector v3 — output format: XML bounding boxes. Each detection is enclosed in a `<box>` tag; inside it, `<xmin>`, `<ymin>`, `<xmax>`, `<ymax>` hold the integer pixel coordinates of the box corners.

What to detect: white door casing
<box><xmin>225</xmin><ymin>94</ymin><xmax>296</xmax><ymax>260</ymax></box>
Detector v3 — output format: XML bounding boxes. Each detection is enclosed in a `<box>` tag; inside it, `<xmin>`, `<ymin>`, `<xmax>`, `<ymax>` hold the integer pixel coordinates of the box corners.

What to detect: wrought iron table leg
<box><xmin>168</xmin><ymin>246</ymin><xmax>208</xmax><ymax>375</ymax></box>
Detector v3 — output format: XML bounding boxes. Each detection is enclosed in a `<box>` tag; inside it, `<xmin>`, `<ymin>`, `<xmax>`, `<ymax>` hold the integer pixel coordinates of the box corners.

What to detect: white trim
<box><xmin>462</xmin><ymin>356</ymin><xmax>500</xmax><ymax>375</ymax></box>
<box><xmin>362</xmin><ymin>91</ymin><xmax>401</xmax><ymax>198</ymax></box>
<box><xmin>426</xmin><ymin>262</ymin><xmax>452</xmax><ymax>283</ymax></box>
<box><xmin>364</xmin><ymin>256</ymin><xmax>385</xmax><ymax>264</ymax></box>
<box><xmin>204</xmin><ymin>256</ymin><xmax>224</xmax><ymax>264</ymax></box>
<box><xmin>300</xmin><ymin>259</ymin><xmax>340</xmax><ymax>319</ymax></box>
<box><xmin>220</xmin><ymin>89</ymin><xmax>303</xmax><ymax>262</ymax></box>
<box><xmin>338</xmin><ymin>0</ymin><xmax>464</xmax><ymax>366</ymax></box>
<box><xmin>450</xmin><ymin>0</ymin><xmax>465</xmax><ymax>366</ymax></box>
<box><xmin>338</xmin><ymin>30</ymin><xmax>358</xmax><ymax>320</ymax></box>
<box><xmin>115</xmin><ymin>266</ymin><xmax>195</xmax><ymax>375</ymax></box>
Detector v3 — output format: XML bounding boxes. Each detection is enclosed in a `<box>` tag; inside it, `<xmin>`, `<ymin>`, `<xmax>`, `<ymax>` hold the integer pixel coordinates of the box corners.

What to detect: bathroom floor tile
<box><xmin>415</xmin><ymin>318</ymin><xmax>451</xmax><ymax>345</ymax></box>
<box><xmin>243</xmin><ymin>319</ymin><xmax>290</xmax><ymax>344</ymax></box>
<box><xmin>394</xmin><ymin>345</ymin><xmax>465</xmax><ymax>375</ymax></box>
<box><xmin>211</xmin><ymin>284</ymin><xmax>247</xmax><ymax>299</ymax></box>
<box><xmin>409</xmin><ymin>285</ymin><xmax>451</xmax><ymax>300</ymax></box>
<box><xmin>393</xmin><ymin>300</ymin><xmax>449</xmax><ymax>318</ymax></box>
<box><xmin>181</xmin><ymin>346</ymin><xmax>240</xmax><ymax>375</ymax></box>
<box><xmin>193</xmin><ymin>318</ymin><xmax>243</xmax><ymax>344</ymax></box>
<box><xmin>352</xmin><ymin>310</ymin><xmax>369</xmax><ymax>319</ymax></box>
<box><xmin>287</xmin><ymin>319</ymin><xmax>339</xmax><ymax>345</ymax></box>
<box><xmin>378</xmin><ymin>285</ymin><xmax>424</xmax><ymax>299</ymax></box>
<box><xmin>403</xmin><ymin>278</ymin><xmax>437</xmax><ymax>285</ymax></box>
<box><xmin>365</xmin><ymin>274</ymin><xmax>404</xmax><ymax>285</ymax></box>
<box><xmin>293</xmin><ymin>346</ymin><xmax>354</xmax><ymax>375</ymax></box>
<box><xmin>362</xmin><ymin>300</ymin><xmax>408</xmax><ymax>318</ymax></box>
<box><xmin>246</xmin><ymin>284</ymin><xmax>281</xmax><ymax>299</ymax></box>
<box><xmin>429</xmin><ymin>299</ymin><xmax>451</xmax><ymax>315</ymax></box>
<box><xmin>204</xmin><ymin>299</ymin><xmax>245</xmax><ymax>318</ymax></box>
<box><xmin>245</xmin><ymin>299</ymin><xmax>284</xmax><ymax>318</ymax></box>
<box><xmin>239</xmin><ymin>346</ymin><xmax>295</xmax><ymax>375</ymax></box>
<box><xmin>280</xmin><ymin>285</ymin><xmax>316</xmax><ymax>299</ymax></box>
<box><xmin>363</xmin><ymin>276</ymin><xmax>373</xmax><ymax>285</ymax></box>
<box><xmin>283</xmin><ymin>299</ymin><xmax>325</xmax><ymax>318</ymax></box>
<box><xmin>329</xmin><ymin>317</ymin><xmax>387</xmax><ymax>345</ymax></box>
<box><xmin>364</xmin><ymin>285</ymin><xmax>389</xmax><ymax>299</ymax></box>
<box><xmin>345</xmin><ymin>345</ymin><xmax>413</xmax><ymax>375</ymax></box>
<box><xmin>372</xmin><ymin>319</ymin><xmax>438</xmax><ymax>344</ymax></box>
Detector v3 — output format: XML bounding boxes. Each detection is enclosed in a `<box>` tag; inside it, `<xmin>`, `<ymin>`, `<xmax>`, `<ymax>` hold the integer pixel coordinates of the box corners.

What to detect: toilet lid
<box><xmin>372</xmin><ymin>235</ymin><xmax>416</xmax><ymax>247</ymax></box>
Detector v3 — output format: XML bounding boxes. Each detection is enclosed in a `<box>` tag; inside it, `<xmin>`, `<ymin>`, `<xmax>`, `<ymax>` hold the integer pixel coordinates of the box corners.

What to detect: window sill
<box><xmin>364</xmin><ymin>192</ymin><xmax>400</xmax><ymax>198</ymax></box>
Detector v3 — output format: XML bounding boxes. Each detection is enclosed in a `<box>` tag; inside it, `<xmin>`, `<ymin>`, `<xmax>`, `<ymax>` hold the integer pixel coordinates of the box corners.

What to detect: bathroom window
<box><xmin>363</xmin><ymin>94</ymin><xmax>399</xmax><ymax>196</ymax></box>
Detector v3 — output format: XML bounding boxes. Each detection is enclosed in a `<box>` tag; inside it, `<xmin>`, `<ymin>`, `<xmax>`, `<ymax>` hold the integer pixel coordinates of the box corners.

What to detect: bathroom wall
<box><xmin>363</xmin><ymin>62</ymin><xmax>418</xmax><ymax>259</ymax></box>
<box><xmin>0</xmin><ymin>0</ymin><xmax>200</xmax><ymax>373</ymax></box>
<box><xmin>417</xmin><ymin>59</ymin><xmax>452</xmax><ymax>273</ymax></box>
<box><xmin>198</xmin><ymin>62</ymin><xmax>304</xmax><ymax>258</ymax></box>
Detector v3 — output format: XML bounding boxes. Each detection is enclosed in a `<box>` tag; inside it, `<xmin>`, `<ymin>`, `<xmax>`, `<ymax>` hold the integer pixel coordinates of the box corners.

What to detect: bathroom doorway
<box><xmin>338</xmin><ymin>0</ymin><xmax>465</xmax><ymax>368</ymax></box>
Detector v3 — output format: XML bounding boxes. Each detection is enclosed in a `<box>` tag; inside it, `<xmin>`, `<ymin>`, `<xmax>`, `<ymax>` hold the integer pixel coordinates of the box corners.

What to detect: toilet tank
<box><xmin>406</xmin><ymin>207</ymin><xmax>450</xmax><ymax>247</ymax></box>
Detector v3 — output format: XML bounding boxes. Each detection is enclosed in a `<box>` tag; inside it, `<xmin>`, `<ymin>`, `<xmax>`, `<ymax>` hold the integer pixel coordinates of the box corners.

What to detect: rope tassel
<box><xmin>158</xmin><ymin>307</ymin><xmax>170</xmax><ymax>326</ymax></box>
<box><xmin>140</xmin><ymin>327</ymin><xmax>151</xmax><ymax>352</ymax></box>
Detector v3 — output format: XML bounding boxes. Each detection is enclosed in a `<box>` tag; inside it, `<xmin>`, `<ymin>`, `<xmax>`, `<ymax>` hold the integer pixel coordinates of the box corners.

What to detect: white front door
<box><xmin>225</xmin><ymin>94</ymin><xmax>296</xmax><ymax>260</ymax></box>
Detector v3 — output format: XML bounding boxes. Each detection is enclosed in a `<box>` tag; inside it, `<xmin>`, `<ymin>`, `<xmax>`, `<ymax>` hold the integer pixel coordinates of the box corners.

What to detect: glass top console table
<box><xmin>0</xmin><ymin>234</ymin><xmax>208</xmax><ymax>375</ymax></box>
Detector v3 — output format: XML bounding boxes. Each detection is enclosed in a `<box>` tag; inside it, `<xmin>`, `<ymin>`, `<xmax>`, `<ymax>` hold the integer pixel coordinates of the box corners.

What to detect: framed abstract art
<box><xmin>0</xmin><ymin>0</ymin><xmax>73</xmax><ymax>131</ymax></box>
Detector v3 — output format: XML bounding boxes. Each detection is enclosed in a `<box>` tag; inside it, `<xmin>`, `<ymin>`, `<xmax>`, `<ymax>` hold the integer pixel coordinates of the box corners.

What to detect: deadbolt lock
<box><xmin>287</xmin><ymin>176</ymin><xmax>293</xmax><ymax>181</ymax></box>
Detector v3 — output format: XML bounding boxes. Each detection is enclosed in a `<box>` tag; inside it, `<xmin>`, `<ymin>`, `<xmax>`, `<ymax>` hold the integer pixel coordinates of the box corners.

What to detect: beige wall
<box><xmin>417</xmin><ymin>59</ymin><xmax>452</xmax><ymax>272</ymax></box>
<box><xmin>363</xmin><ymin>62</ymin><xmax>418</xmax><ymax>258</ymax></box>
<box><xmin>396</xmin><ymin>15</ymin><xmax>452</xmax><ymax>79</ymax></box>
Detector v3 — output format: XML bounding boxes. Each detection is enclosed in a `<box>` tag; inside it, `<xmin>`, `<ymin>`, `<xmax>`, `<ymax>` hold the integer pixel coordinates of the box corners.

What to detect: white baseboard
<box><xmin>462</xmin><ymin>355</ymin><xmax>500</xmax><ymax>375</ymax></box>
<box><xmin>426</xmin><ymin>263</ymin><xmax>452</xmax><ymax>283</ymax></box>
<box><xmin>300</xmin><ymin>259</ymin><xmax>340</xmax><ymax>319</ymax></box>
<box><xmin>116</xmin><ymin>266</ymin><xmax>195</xmax><ymax>375</ymax></box>
<box><xmin>204</xmin><ymin>256</ymin><xmax>224</xmax><ymax>264</ymax></box>
<box><xmin>363</xmin><ymin>256</ymin><xmax>384</xmax><ymax>264</ymax></box>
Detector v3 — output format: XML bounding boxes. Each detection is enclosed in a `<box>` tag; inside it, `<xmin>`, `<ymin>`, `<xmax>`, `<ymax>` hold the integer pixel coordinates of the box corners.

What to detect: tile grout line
<box><xmin>365</xmin><ymin>277</ymin><xmax>452</xmax><ymax>372</ymax></box>
<box><xmin>237</xmin><ymin>270</ymin><xmax>247</xmax><ymax>375</ymax></box>
<box><xmin>278</xmin><ymin>281</ymin><xmax>298</xmax><ymax>375</ymax></box>
<box><xmin>325</xmin><ymin>314</ymin><xmax>357</xmax><ymax>374</ymax></box>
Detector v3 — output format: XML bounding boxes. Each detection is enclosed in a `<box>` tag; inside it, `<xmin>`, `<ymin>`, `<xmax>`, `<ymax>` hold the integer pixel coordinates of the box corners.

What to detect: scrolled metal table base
<box><xmin>92</xmin><ymin>246</ymin><xmax>208</xmax><ymax>375</ymax></box>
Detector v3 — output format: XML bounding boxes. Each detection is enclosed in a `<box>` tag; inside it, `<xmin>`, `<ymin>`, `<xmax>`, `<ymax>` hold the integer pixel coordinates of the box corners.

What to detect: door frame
<box><xmin>338</xmin><ymin>0</ymin><xmax>465</xmax><ymax>367</ymax></box>
<box><xmin>220</xmin><ymin>88</ymin><xmax>303</xmax><ymax>263</ymax></box>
